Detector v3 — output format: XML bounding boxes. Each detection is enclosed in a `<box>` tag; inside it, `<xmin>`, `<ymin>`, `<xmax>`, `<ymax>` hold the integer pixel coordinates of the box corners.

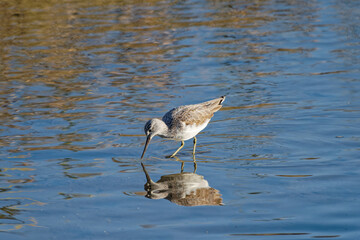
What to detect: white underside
<box><xmin>170</xmin><ymin>119</ymin><xmax>210</xmax><ymax>141</ymax></box>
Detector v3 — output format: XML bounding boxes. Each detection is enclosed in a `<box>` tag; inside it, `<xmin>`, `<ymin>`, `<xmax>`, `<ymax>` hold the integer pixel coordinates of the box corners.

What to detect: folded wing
<box><xmin>162</xmin><ymin>96</ymin><xmax>225</xmax><ymax>127</ymax></box>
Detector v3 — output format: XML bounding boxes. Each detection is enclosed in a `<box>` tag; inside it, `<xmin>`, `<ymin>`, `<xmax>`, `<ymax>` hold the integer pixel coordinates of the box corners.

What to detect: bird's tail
<box><xmin>219</xmin><ymin>96</ymin><xmax>226</xmax><ymax>105</ymax></box>
<box><xmin>203</xmin><ymin>96</ymin><xmax>225</xmax><ymax>113</ymax></box>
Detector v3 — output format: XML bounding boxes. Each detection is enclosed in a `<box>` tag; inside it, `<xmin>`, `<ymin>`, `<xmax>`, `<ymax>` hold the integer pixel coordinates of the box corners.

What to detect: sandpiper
<box><xmin>141</xmin><ymin>96</ymin><xmax>225</xmax><ymax>159</ymax></box>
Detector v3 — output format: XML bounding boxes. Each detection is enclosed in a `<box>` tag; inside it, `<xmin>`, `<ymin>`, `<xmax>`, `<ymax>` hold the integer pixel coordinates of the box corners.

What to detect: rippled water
<box><xmin>1</xmin><ymin>0</ymin><xmax>360</xmax><ymax>239</ymax></box>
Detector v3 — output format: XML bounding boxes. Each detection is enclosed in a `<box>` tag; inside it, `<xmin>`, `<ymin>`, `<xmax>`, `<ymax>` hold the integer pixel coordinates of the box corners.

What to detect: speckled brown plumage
<box><xmin>163</xmin><ymin>96</ymin><xmax>225</xmax><ymax>128</ymax></box>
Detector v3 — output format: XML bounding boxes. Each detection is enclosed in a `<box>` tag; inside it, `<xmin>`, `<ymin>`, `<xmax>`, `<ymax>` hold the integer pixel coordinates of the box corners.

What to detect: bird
<box><xmin>141</xmin><ymin>96</ymin><xmax>225</xmax><ymax>159</ymax></box>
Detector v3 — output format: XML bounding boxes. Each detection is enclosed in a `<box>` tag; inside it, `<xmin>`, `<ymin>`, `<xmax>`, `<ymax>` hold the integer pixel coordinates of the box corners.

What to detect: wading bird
<box><xmin>141</xmin><ymin>96</ymin><xmax>225</xmax><ymax>159</ymax></box>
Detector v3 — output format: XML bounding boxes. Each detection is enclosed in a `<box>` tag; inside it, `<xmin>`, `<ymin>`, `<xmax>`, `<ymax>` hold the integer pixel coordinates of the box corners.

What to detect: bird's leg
<box><xmin>168</xmin><ymin>141</ymin><xmax>184</xmax><ymax>158</ymax></box>
<box><xmin>192</xmin><ymin>154</ymin><xmax>197</xmax><ymax>173</ymax></box>
<box><xmin>192</xmin><ymin>137</ymin><xmax>197</xmax><ymax>173</ymax></box>
<box><xmin>192</xmin><ymin>137</ymin><xmax>197</xmax><ymax>156</ymax></box>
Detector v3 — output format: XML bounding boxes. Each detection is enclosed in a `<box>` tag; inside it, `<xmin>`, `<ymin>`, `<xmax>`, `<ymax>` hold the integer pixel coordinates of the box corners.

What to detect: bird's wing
<box><xmin>162</xmin><ymin>96</ymin><xmax>225</xmax><ymax>127</ymax></box>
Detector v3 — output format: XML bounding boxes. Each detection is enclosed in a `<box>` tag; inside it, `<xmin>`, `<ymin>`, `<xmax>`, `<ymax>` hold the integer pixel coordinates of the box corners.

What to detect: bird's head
<box><xmin>141</xmin><ymin>119</ymin><xmax>166</xmax><ymax>159</ymax></box>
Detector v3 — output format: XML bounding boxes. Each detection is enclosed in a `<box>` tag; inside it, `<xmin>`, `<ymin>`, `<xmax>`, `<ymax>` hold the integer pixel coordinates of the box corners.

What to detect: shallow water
<box><xmin>1</xmin><ymin>0</ymin><xmax>360</xmax><ymax>239</ymax></box>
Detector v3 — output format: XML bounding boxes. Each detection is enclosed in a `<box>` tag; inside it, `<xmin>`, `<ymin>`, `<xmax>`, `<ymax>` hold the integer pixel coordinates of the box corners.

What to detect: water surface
<box><xmin>0</xmin><ymin>0</ymin><xmax>360</xmax><ymax>239</ymax></box>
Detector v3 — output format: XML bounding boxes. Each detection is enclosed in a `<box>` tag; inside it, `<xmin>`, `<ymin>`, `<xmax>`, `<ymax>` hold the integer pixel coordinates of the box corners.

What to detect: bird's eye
<box><xmin>149</xmin><ymin>129</ymin><xmax>152</xmax><ymax>132</ymax></box>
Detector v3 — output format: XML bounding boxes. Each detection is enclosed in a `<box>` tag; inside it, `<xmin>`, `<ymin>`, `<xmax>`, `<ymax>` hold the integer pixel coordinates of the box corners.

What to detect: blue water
<box><xmin>0</xmin><ymin>0</ymin><xmax>359</xmax><ymax>239</ymax></box>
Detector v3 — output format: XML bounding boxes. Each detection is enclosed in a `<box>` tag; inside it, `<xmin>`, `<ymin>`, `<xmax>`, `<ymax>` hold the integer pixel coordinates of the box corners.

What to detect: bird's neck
<box><xmin>154</xmin><ymin>118</ymin><xmax>171</xmax><ymax>138</ymax></box>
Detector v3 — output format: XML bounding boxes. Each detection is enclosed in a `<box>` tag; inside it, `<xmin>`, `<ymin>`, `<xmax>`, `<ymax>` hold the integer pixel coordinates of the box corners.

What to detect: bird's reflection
<box><xmin>141</xmin><ymin>157</ymin><xmax>222</xmax><ymax>206</ymax></box>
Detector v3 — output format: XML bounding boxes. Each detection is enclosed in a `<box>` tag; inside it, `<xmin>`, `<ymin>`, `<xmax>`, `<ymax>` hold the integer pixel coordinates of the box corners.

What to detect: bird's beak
<box><xmin>141</xmin><ymin>134</ymin><xmax>152</xmax><ymax>159</ymax></box>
